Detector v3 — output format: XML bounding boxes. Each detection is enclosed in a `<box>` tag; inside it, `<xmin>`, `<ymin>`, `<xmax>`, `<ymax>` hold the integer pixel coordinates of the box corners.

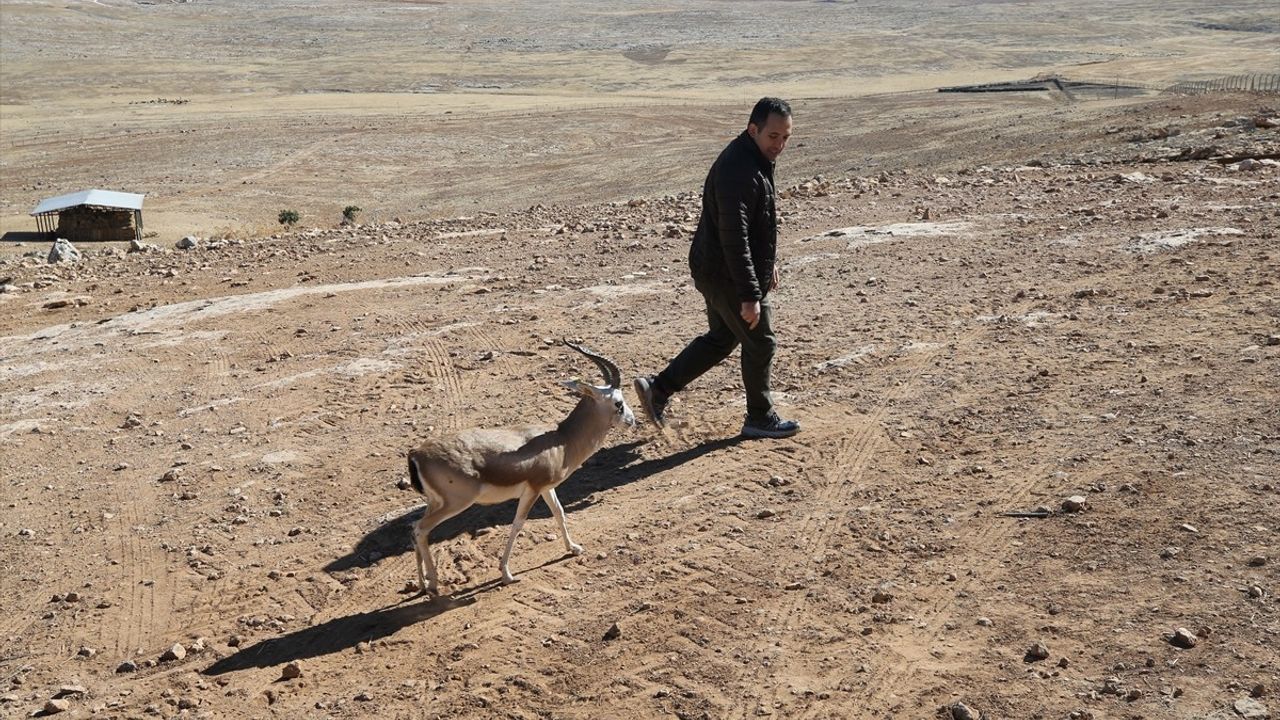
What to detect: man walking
<box><xmin>634</xmin><ymin>97</ymin><xmax>800</xmax><ymax>439</ymax></box>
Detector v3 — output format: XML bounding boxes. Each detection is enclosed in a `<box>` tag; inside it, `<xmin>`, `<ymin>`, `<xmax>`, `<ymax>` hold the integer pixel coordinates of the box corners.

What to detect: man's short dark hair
<box><xmin>749</xmin><ymin>97</ymin><xmax>792</xmax><ymax>128</ymax></box>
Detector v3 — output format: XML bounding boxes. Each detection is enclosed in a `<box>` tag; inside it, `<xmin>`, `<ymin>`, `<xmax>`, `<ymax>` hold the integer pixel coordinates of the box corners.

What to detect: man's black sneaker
<box><xmin>741</xmin><ymin>413</ymin><xmax>800</xmax><ymax>439</ymax></box>
<box><xmin>633</xmin><ymin>376</ymin><xmax>668</xmax><ymax>428</ymax></box>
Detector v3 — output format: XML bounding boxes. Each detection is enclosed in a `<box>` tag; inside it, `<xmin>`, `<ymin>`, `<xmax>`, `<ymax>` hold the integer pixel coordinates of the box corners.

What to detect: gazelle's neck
<box><xmin>557</xmin><ymin>396</ymin><xmax>612</xmax><ymax>472</ymax></box>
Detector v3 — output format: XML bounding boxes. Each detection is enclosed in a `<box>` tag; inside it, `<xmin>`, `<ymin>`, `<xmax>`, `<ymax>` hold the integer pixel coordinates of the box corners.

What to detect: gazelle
<box><xmin>406</xmin><ymin>341</ymin><xmax>635</xmax><ymax>595</ymax></box>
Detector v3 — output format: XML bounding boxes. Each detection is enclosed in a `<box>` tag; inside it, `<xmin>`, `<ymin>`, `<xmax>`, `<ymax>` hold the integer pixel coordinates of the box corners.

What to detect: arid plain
<box><xmin>1</xmin><ymin>1</ymin><xmax>1279</xmax><ymax>719</ymax></box>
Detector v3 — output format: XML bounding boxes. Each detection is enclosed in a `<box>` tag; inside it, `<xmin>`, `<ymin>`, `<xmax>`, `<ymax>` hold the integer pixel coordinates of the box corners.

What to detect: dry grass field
<box><xmin>1</xmin><ymin>1</ymin><xmax>1279</xmax><ymax>719</ymax></box>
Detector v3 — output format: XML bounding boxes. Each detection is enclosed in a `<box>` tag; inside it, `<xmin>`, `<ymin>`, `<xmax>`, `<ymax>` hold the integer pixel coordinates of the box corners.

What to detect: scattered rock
<box><xmin>354</xmin><ymin>691</ymin><xmax>373</xmax><ymax>702</ymax></box>
<box><xmin>159</xmin><ymin>643</ymin><xmax>187</xmax><ymax>662</ymax></box>
<box><xmin>1025</xmin><ymin>642</ymin><xmax>1050</xmax><ymax>661</ymax></box>
<box><xmin>115</xmin><ymin>660</ymin><xmax>138</xmax><ymax>673</ymax></box>
<box><xmin>53</xmin><ymin>685</ymin><xmax>86</xmax><ymax>699</ymax></box>
<box><xmin>1233</xmin><ymin>697</ymin><xmax>1269</xmax><ymax>719</ymax></box>
<box><xmin>1061</xmin><ymin>495</ymin><xmax>1088</xmax><ymax>513</ymax></box>
<box><xmin>976</xmin><ymin>617</ymin><xmax>992</xmax><ymax>627</ymax></box>
<box><xmin>1249</xmin><ymin>585</ymin><xmax>1265</xmax><ymax>599</ymax></box>
<box><xmin>1169</xmin><ymin>627</ymin><xmax>1198</xmax><ymax>649</ymax></box>
<box><xmin>603</xmin><ymin>622</ymin><xmax>622</xmax><ymax>641</ymax></box>
<box><xmin>756</xmin><ymin>509</ymin><xmax>777</xmax><ymax>519</ymax></box>
<box><xmin>41</xmin><ymin>698</ymin><xmax>70</xmax><ymax>715</ymax></box>
<box><xmin>950</xmin><ymin>701</ymin><xmax>978</xmax><ymax>720</ymax></box>
<box><xmin>280</xmin><ymin>662</ymin><xmax>302</xmax><ymax>680</ymax></box>
<box><xmin>47</xmin><ymin>238</ymin><xmax>81</xmax><ymax>264</ymax></box>
<box><xmin>42</xmin><ymin>296</ymin><xmax>91</xmax><ymax>309</ymax></box>
<box><xmin>396</xmin><ymin>477</ymin><xmax>412</xmax><ymax>490</ymax></box>
<box><xmin>1247</xmin><ymin>556</ymin><xmax>1267</xmax><ymax>567</ymax></box>
<box><xmin>77</xmin><ymin>646</ymin><xmax>96</xmax><ymax>658</ymax></box>
<box><xmin>871</xmin><ymin>591</ymin><xmax>893</xmax><ymax>604</ymax></box>
<box><xmin>175</xmin><ymin>236</ymin><xmax>200</xmax><ymax>250</ymax></box>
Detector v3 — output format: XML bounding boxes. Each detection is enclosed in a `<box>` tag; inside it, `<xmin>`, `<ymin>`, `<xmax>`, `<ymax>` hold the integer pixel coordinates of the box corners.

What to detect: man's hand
<box><xmin>770</xmin><ymin>266</ymin><xmax>780</xmax><ymax>291</ymax></box>
<box><xmin>740</xmin><ymin>300</ymin><xmax>761</xmax><ymax>330</ymax></box>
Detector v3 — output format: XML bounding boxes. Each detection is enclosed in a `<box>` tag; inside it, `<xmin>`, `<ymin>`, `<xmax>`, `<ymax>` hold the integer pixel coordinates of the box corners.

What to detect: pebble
<box><xmin>756</xmin><ymin>509</ymin><xmax>777</xmax><ymax>519</ymax></box>
<box><xmin>603</xmin><ymin>622</ymin><xmax>622</xmax><ymax>641</ymax></box>
<box><xmin>1169</xmin><ymin>627</ymin><xmax>1198</xmax><ymax>649</ymax></box>
<box><xmin>354</xmin><ymin>691</ymin><xmax>373</xmax><ymax>702</ymax></box>
<box><xmin>1247</xmin><ymin>556</ymin><xmax>1267</xmax><ymax>567</ymax></box>
<box><xmin>976</xmin><ymin>617</ymin><xmax>992</xmax><ymax>627</ymax></box>
<box><xmin>1234</xmin><ymin>698</ymin><xmax>1269</xmax><ymax>719</ymax></box>
<box><xmin>115</xmin><ymin>660</ymin><xmax>138</xmax><ymax>673</ymax></box>
<box><xmin>54</xmin><ymin>685</ymin><xmax>86</xmax><ymax>698</ymax></box>
<box><xmin>1026</xmin><ymin>642</ymin><xmax>1050</xmax><ymax>661</ymax></box>
<box><xmin>280</xmin><ymin>662</ymin><xmax>302</xmax><ymax>680</ymax></box>
<box><xmin>42</xmin><ymin>698</ymin><xmax>70</xmax><ymax>715</ymax></box>
<box><xmin>160</xmin><ymin>643</ymin><xmax>187</xmax><ymax>662</ymax></box>
<box><xmin>871</xmin><ymin>591</ymin><xmax>894</xmax><ymax>604</ymax></box>
<box><xmin>396</xmin><ymin>477</ymin><xmax>412</xmax><ymax>490</ymax></box>
<box><xmin>1180</xmin><ymin>523</ymin><xmax>1198</xmax><ymax>533</ymax></box>
<box><xmin>950</xmin><ymin>701</ymin><xmax>978</xmax><ymax>720</ymax></box>
<box><xmin>1061</xmin><ymin>495</ymin><xmax>1087</xmax><ymax>513</ymax></box>
<box><xmin>77</xmin><ymin>646</ymin><xmax>96</xmax><ymax>658</ymax></box>
<box><xmin>1249</xmin><ymin>585</ymin><xmax>1265</xmax><ymax>599</ymax></box>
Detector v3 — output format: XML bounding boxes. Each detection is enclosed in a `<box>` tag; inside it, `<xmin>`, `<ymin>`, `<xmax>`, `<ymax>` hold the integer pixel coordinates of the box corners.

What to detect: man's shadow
<box><xmin>203</xmin><ymin>434</ymin><xmax>743</xmax><ymax>675</ymax></box>
<box><xmin>324</xmin><ymin>435</ymin><xmax>744</xmax><ymax>574</ymax></box>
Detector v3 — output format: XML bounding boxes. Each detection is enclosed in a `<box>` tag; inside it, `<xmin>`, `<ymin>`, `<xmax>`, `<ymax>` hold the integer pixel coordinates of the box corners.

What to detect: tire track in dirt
<box><xmin>105</xmin><ymin>471</ymin><xmax>171</xmax><ymax>659</ymax></box>
<box><xmin>729</xmin><ymin>327</ymin><xmax>974</xmax><ymax>718</ymax></box>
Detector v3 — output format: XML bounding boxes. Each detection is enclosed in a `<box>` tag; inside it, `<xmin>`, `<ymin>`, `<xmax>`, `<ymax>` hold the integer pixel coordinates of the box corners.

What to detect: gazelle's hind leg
<box><xmin>541</xmin><ymin>488</ymin><xmax>582</xmax><ymax>556</ymax></box>
<box><xmin>499</xmin><ymin>487</ymin><xmax>539</xmax><ymax>585</ymax></box>
<box><xmin>411</xmin><ymin>496</ymin><xmax>472</xmax><ymax>596</ymax></box>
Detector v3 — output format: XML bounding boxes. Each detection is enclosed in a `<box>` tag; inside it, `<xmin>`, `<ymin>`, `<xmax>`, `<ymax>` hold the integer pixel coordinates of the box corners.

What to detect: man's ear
<box><xmin>747</xmin><ymin>122</ymin><xmax>759</xmax><ymax>138</ymax></box>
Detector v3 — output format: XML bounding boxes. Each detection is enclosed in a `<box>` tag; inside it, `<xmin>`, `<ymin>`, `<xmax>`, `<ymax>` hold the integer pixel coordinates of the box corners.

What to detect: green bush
<box><xmin>278</xmin><ymin>209</ymin><xmax>300</xmax><ymax>226</ymax></box>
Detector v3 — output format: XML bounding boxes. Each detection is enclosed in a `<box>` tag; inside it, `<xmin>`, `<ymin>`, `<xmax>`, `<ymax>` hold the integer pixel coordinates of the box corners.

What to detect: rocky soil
<box><xmin>1</xmin><ymin>93</ymin><xmax>1278</xmax><ymax>719</ymax></box>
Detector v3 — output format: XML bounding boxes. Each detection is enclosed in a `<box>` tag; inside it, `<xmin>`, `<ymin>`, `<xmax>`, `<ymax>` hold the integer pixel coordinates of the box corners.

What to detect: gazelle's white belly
<box><xmin>475</xmin><ymin>481</ymin><xmax>527</xmax><ymax>505</ymax></box>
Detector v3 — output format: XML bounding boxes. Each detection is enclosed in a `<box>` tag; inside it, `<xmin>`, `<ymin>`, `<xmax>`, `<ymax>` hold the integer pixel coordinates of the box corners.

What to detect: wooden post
<box><xmin>134</xmin><ymin>210</ymin><xmax>143</xmax><ymax>243</ymax></box>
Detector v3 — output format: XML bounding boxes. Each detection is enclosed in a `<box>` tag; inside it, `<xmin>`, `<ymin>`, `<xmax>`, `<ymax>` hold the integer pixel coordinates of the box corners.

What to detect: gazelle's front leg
<box><xmin>499</xmin><ymin>487</ymin><xmax>539</xmax><ymax>584</ymax></box>
<box><xmin>541</xmin><ymin>488</ymin><xmax>582</xmax><ymax>556</ymax></box>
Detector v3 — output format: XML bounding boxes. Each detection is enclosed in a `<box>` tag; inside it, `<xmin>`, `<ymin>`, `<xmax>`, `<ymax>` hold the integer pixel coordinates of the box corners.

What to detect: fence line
<box><xmin>1161</xmin><ymin>73</ymin><xmax>1280</xmax><ymax>95</ymax></box>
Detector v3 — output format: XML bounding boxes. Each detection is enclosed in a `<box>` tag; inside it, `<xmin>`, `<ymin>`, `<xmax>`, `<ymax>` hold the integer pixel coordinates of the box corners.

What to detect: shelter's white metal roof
<box><xmin>31</xmin><ymin>189</ymin><xmax>145</xmax><ymax>216</ymax></box>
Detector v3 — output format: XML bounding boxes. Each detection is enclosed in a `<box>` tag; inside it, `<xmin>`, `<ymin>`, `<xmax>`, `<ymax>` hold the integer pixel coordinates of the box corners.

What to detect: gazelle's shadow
<box><xmin>324</xmin><ymin>435</ymin><xmax>743</xmax><ymax>573</ymax></box>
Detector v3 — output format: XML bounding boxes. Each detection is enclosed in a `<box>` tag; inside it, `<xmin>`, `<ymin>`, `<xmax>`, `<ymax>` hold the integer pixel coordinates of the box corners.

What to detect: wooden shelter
<box><xmin>30</xmin><ymin>189</ymin><xmax>145</xmax><ymax>243</ymax></box>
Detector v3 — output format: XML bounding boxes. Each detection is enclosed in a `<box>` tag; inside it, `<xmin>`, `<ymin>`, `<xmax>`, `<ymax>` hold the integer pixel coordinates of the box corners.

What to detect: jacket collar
<box><xmin>735</xmin><ymin>131</ymin><xmax>775</xmax><ymax>176</ymax></box>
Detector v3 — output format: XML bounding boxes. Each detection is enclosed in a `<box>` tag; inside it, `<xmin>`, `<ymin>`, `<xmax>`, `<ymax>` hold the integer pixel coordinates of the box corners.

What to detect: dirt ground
<box><xmin>3</xmin><ymin>2</ymin><xmax>1280</xmax><ymax>720</ymax></box>
<box><xmin>2</xmin><ymin>87</ymin><xmax>1278</xmax><ymax>719</ymax></box>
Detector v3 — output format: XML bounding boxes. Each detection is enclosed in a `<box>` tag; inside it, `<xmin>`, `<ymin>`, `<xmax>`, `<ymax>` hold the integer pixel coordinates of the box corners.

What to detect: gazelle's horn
<box><xmin>563</xmin><ymin>339</ymin><xmax>620</xmax><ymax>388</ymax></box>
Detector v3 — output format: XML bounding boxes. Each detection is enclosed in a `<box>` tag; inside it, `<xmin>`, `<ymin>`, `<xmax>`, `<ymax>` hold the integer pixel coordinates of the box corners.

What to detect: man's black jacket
<box><xmin>688</xmin><ymin>131</ymin><xmax>778</xmax><ymax>302</ymax></box>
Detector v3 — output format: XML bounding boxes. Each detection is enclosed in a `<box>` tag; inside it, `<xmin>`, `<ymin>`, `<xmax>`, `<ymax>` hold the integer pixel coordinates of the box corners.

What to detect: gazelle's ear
<box><xmin>560</xmin><ymin>380</ymin><xmax>594</xmax><ymax>397</ymax></box>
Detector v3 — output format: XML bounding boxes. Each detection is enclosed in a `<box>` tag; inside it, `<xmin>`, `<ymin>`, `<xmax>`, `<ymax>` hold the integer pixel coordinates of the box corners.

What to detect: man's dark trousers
<box><xmin>655</xmin><ymin>280</ymin><xmax>776</xmax><ymax>423</ymax></box>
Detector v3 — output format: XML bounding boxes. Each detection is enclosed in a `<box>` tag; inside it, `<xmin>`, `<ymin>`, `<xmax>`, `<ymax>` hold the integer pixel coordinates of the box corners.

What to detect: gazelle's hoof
<box><xmin>568</xmin><ymin>543</ymin><xmax>584</xmax><ymax>556</ymax></box>
<box><xmin>501</xmin><ymin>573</ymin><xmax>519</xmax><ymax>585</ymax></box>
